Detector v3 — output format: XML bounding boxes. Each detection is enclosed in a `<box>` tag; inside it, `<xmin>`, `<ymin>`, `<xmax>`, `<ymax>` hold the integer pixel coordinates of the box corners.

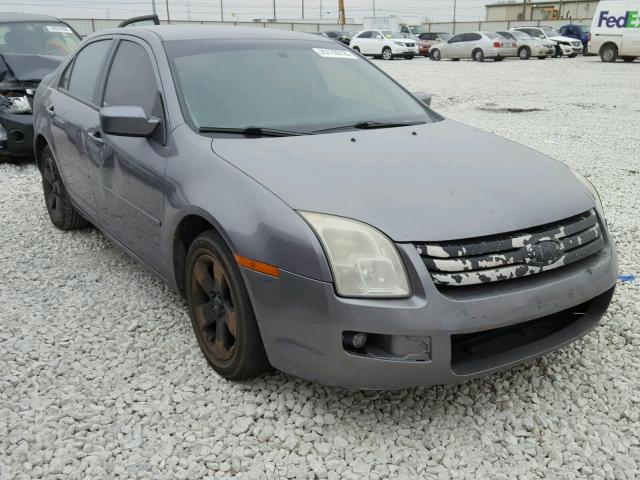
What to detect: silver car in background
<box><xmin>429</xmin><ymin>31</ymin><xmax>516</xmax><ymax>62</ymax></box>
<box><xmin>497</xmin><ymin>30</ymin><xmax>556</xmax><ymax>60</ymax></box>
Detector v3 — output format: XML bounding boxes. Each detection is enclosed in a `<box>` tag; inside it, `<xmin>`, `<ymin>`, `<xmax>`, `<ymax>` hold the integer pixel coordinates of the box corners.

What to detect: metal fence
<box><xmin>63</xmin><ymin>18</ymin><xmax>595</xmax><ymax>37</ymax></box>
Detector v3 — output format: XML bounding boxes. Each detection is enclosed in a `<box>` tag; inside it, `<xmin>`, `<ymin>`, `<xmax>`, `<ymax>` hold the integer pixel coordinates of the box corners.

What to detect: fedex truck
<box><xmin>589</xmin><ymin>1</ymin><xmax>640</xmax><ymax>62</ymax></box>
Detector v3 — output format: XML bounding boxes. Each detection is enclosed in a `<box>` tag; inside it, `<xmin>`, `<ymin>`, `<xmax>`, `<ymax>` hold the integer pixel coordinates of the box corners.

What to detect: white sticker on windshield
<box><xmin>46</xmin><ymin>25</ymin><xmax>73</xmax><ymax>33</ymax></box>
<box><xmin>312</xmin><ymin>48</ymin><xmax>356</xmax><ymax>59</ymax></box>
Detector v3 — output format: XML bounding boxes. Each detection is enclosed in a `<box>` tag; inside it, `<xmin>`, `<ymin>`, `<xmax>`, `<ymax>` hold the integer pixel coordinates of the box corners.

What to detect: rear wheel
<box><xmin>622</xmin><ymin>56</ymin><xmax>636</xmax><ymax>63</ymax></box>
<box><xmin>430</xmin><ymin>48</ymin><xmax>441</xmax><ymax>61</ymax></box>
<box><xmin>382</xmin><ymin>47</ymin><xmax>393</xmax><ymax>60</ymax></box>
<box><xmin>185</xmin><ymin>230</ymin><xmax>271</xmax><ymax>380</ymax></box>
<box><xmin>600</xmin><ymin>44</ymin><xmax>617</xmax><ymax>62</ymax></box>
<box><xmin>472</xmin><ymin>49</ymin><xmax>484</xmax><ymax>62</ymax></box>
<box><xmin>40</xmin><ymin>146</ymin><xmax>89</xmax><ymax>230</ymax></box>
<box><xmin>518</xmin><ymin>46</ymin><xmax>531</xmax><ymax>60</ymax></box>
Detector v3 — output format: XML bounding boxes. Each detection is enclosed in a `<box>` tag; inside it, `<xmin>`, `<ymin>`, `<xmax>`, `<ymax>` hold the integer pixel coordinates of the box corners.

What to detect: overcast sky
<box><xmin>2</xmin><ymin>0</ymin><xmax>489</xmax><ymax>23</ymax></box>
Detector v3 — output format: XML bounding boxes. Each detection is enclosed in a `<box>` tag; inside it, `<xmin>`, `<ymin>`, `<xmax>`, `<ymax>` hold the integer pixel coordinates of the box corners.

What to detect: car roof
<box><xmin>92</xmin><ymin>24</ymin><xmax>336</xmax><ymax>43</ymax></box>
<box><xmin>0</xmin><ymin>12</ymin><xmax>63</xmax><ymax>23</ymax></box>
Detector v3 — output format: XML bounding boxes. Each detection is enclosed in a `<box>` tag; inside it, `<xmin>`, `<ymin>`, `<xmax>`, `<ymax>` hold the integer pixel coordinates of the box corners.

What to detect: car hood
<box><xmin>549</xmin><ymin>35</ymin><xmax>578</xmax><ymax>43</ymax></box>
<box><xmin>210</xmin><ymin>119</ymin><xmax>594</xmax><ymax>242</ymax></box>
<box><xmin>0</xmin><ymin>53</ymin><xmax>63</xmax><ymax>84</ymax></box>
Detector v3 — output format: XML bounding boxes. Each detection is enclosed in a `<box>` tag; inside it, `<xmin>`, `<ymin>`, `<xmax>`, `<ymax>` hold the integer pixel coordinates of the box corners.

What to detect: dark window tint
<box><xmin>325</xmin><ymin>31</ymin><xmax>338</xmax><ymax>38</ymax></box>
<box><xmin>67</xmin><ymin>40</ymin><xmax>112</xmax><ymax>102</ymax></box>
<box><xmin>419</xmin><ymin>33</ymin><xmax>435</xmax><ymax>40</ymax></box>
<box><xmin>103</xmin><ymin>41</ymin><xmax>157</xmax><ymax>115</ymax></box>
<box><xmin>497</xmin><ymin>31</ymin><xmax>514</xmax><ymax>39</ymax></box>
<box><xmin>58</xmin><ymin>60</ymin><xmax>73</xmax><ymax>89</ymax></box>
<box><xmin>358</xmin><ymin>31</ymin><xmax>372</xmax><ymax>39</ymax></box>
<box><xmin>465</xmin><ymin>33</ymin><xmax>482</xmax><ymax>41</ymax></box>
<box><xmin>449</xmin><ymin>34</ymin><xmax>465</xmax><ymax>43</ymax></box>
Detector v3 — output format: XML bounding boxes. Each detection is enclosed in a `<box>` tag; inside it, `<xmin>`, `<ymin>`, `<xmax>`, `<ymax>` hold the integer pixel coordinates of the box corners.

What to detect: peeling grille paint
<box><xmin>416</xmin><ymin>210</ymin><xmax>604</xmax><ymax>286</ymax></box>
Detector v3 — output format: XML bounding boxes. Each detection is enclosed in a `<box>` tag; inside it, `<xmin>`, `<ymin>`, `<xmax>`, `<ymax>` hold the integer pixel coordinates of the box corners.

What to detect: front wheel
<box><xmin>40</xmin><ymin>145</ymin><xmax>89</xmax><ymax>230</ymax></box>
<box><xmin>430</xmin><ymin>48</ymin><xmax>441</xmax><ymax>61</ymax></box>
<box><xmin>352</xmin><ymin>46</ymin><xmax>360</xmax><ymax>53</ymax></box>
<box><xmin>472</xmin><ymin>49</ymin><xmax>485</xmax><ymax>62</ymax></box>
<box><xmin>554</xmin><ymin>46</ymin><xmax>562</xmax><ymax>58</ymax></box>
<box><xmin>518</xmin><ymin>46</ymin><xmax>531</xmax><ymax>60</ymax></box>
<box><xmin>382</xmin><ymin>47</ymin><xmax>393</xmax><ymax>60</ymax></box>
<box><xmin>185</xmin><ymin>230</ymin><xmax>271</xmax><ymax>380</ymax></box>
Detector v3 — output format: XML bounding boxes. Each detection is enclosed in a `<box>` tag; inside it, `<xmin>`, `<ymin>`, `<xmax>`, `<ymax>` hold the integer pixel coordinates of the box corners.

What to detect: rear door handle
<box><xmin>46</xmin><ymin>106</ymin><xmax>55</xmax><ymax>117</ymax></box>
<box><xmin>87</xmin><ymin>131</ymin><xmax>104</xmax><ymax>145</ymax></box>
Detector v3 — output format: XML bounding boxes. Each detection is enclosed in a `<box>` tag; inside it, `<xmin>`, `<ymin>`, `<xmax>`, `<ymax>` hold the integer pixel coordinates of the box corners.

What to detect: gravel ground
<box><xmin>1</xmin><ymin>56</ymin><xmax>639</xmax><ymax>480</ymax></box>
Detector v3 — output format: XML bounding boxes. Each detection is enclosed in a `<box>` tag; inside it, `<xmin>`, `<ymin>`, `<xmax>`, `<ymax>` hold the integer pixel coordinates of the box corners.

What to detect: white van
<box><xmin>589</xmin><ymin>0</ymin><xmax>640</xmax><ymax>62</ymax></box>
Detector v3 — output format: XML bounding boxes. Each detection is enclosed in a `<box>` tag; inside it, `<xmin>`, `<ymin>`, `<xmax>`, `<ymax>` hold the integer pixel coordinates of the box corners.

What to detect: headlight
<box><xmin>393</xmin><ymin>41</ymin><xmax>405</xmax><ymax>46</ymax></box>
<box><xmin>572</xmin><ymin>170</ymin><xmax>605</xmax><ymax>216</ymax></box>
<box><xmin>0</xmin><ymin>95</ymin><xmax>32</xmax><ymax>114</ymax></box>
<box><xmin>300</xmin><ymin>211</ymin><xmax>410</xmax><ymax>298</ymax></box>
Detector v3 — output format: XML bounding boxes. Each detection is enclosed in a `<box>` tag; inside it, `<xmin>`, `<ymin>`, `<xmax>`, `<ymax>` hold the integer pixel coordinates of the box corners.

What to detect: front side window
<box><xmin>166</xmin><ymin>39</ymin><xmax>438</xmax><ymax>134</ymax></box>
<box><xmin>357</xmin><ymin>31</ymin><xmax>372</xmax><ymax>39</ymax></box>
<box><xmin>66</xmin><ymin>40</ymin><xmax>113</xmax><ymax>103</ymax></box>
<box><xmin>103</xmin><ymin>40</ymin><xmax>157</xmax><ymax>116</ymax></box>
<box><xmin>0</xmin><ymin>21</ymin><xmax>80</xmax><ymax>56</ymax></box>
<box><xmin>449</xmin><ymin>34</ymin><xmax>464</xmax><ymax>43</ymax></box>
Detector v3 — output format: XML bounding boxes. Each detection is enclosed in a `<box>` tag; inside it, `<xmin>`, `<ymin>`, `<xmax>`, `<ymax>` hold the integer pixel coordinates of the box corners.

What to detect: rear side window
<box><xmin>449</xmin><ymin>34</ymin><xmax>465</xmax><ymax>43</ymax></box>
<box><xmin>66</xmin><ymin>40</ymin><xmax>112</xmax><ymax>103</ymax></box>
<box><xmin>358</xmin><ymin>31</ymin><xmax>372</xmax><ymax>39</ymax></box>
<box><xmin>102</xmin><ymin>40</ymin><xmax>157</xmax><ymax>116</ymax></box>
<box><xmin>466</xmin><ymin>33</ymin><xmax>482</xmax><ymax>41</ymax></box>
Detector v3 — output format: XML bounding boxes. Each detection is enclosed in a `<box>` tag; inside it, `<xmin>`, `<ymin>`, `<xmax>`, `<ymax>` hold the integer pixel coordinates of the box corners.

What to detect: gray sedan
<box><xmin>33</xmin><ymin>26</ymin><xmax>617</xmax><ymax>389</ymax></box>
<box><xmin>429</xmin><ymin>31</ymin><xmax>517</xmax><ymax>62</ymax></box>
<box><xmin>497</xmin><ymin>30</ymin><xmax>556</xmax><ymax>59</ymax></box>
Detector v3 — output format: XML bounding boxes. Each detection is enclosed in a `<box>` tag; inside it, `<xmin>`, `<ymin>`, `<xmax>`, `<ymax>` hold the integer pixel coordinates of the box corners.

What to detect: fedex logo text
<box><xmin>598</xmin><ymin>10</ymin><xmax>640</xmax><ymax>28</ymax></box>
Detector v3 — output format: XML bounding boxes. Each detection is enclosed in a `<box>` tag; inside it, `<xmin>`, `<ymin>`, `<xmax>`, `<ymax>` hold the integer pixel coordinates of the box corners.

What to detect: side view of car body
<box><xmin>429</xmin><ymin>31</ymin><xmax>516</xmax><ymax>62</ymax></box>
<box><xmin>350</xmin><ymin>29</ymin><xmax>418</xmax><ymax>59</ymax></box>
<box><xmin>559</xmin><ymin>24</ymin><xmax>591</xmax><ymax>54</ymax></box>
<box><xmin>0</xmin><ymin>12</ymin><xmax>81</xmax><ymax>161</ymax></box>
<box><xmin>33</xmin><ymin>26</ymin><xmax>617</xmax><ymax>390</ymax></box>
<box><xmin>512</xmin><ymin>26</ymin><xmax>582</xmax><ymax>57</ymax></box>
<box><xmin>589</xmin><ymin>0</ymin><xmax>640</xmax><ymax>62</ymax></box>
<box><xmin>496</xmin><ymin>30</ymin><xmax>555</xmax><ymax>59</ymax></box>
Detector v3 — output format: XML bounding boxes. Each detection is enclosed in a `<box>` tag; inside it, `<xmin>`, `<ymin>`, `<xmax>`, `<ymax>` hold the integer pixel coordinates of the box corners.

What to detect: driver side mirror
<box><xmin>100</xmin><ymin>106</ymin><xmax>160</xmax><ymax>137</ymax></box>
<box><xmin>413</xmin><ymin>92</ymin><xmax>432</xmax><ymax>107</ymax></box>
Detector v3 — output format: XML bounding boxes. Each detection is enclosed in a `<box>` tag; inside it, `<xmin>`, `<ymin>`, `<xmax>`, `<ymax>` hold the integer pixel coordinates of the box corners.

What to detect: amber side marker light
<box><xmin>235</xmin><ymin>254</ymin><xmax>280</xmax><ymax>278</ymax></box>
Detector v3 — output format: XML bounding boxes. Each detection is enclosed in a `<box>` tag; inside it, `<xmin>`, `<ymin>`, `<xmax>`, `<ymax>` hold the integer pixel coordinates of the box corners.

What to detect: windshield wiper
<box><xmin>312</xmin><ymin>120</ymin><xmax>425</xmax><ymax>134</ymax></box>
<box><xmin>198</xmin><ymin>126</ymin><xmax>307</xmax><ymax>137</ymax></box>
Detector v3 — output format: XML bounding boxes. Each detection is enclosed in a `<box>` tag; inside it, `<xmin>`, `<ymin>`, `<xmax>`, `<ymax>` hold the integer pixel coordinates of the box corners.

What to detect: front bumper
<box><xmin>391</xmin><ymin>45</ymin><xmax>419</xmax><ymax>56</ymax></box>
<box><xmin>0</xmin><ymin>112</ymin><xmax>34</xmax><ymax>158</ymax></box>
<box><xmin>559</xmin><ymin>44</ymin><xmax>575</xmax><ymax>55</ymax></box>
<box><xmin>244</xmin><ymin>238</ymin><xmax>617</xmax><ymax>390</ymax></box>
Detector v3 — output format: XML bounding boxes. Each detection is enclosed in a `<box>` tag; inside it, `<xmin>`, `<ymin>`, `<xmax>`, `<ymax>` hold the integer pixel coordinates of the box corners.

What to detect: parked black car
<box><xmin>0</xmin><ymin>12</ymin><xmax>81</xmax><ymax>161</ymax></box>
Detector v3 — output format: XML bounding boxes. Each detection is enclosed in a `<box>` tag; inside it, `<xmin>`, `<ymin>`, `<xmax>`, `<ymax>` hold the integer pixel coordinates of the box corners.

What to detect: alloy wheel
<box><xmin>190</xmin><ymin>253</ymin><xmax>238</xmax><ymax>363</ymax></box>
<box><xmin>42</xmin><ymin>154</ymin><xmax>62</xmax><ymax>216</ymax></box>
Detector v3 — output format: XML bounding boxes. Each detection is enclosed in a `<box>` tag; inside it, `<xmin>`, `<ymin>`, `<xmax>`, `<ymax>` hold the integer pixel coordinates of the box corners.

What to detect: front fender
<box><xmin>163</xmin><ymin>125</ymin><xmax>332</xmax><ymax>287</ymax></box>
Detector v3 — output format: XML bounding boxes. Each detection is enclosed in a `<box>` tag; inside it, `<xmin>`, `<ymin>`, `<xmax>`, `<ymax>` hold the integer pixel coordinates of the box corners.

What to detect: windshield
<box><xmin>380</xmin><ymin>30</ymin><xmax>406</xmax><ymax>39</ymax></box>
<box><xmin>509</xmin><ymin>30</ymin><xmax>532</xmax><ymax>40</ymax></box>
<box><xmin>0</xmin><ymin>22</ymin><xmax>80</xmax><ymax>56</ymax></box>
<box><xmin>579</xmin><ymin>25</ymin><xmax>590</xmax><ymax>33</ymax></box>
<box><xmin>541</xmin><ymin>26</ymin><xmax>561</xmax><ymax>36</ymax></box>
<box><xmin>166</xmin><ymin>39</ymin><xmax>437</xmax><ymax>134</ymax></box>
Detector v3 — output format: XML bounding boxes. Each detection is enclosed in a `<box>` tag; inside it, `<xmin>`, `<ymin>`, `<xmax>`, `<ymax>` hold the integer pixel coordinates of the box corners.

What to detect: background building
<box><xmin>485</xmin><ymin>0</ymin><xmax>598</xmax><ymax>21</ymax></box>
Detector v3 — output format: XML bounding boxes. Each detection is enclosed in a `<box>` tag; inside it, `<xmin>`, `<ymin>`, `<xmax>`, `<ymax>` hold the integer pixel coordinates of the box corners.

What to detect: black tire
<box><xmin>554</xmin><ymin>45</ymin><xmax>562</xmax><ymax>58</ymax></box>
<box><xmin>472</xmin><ymin>49</ymin><xmax>484</xmax><ymax>62</ymax></box>
<box><xmin>185</xmin><ymin>230</ymin><xmax>271</xmax><ymax>380</ymax></box>
<box><xmin>494</xmin><ymin>57</ymin><xmax>504</xmax><ymax>62</ymax></box>
<box><xmin>40</xmin><ymin>145</ymin><xmax>89</xmax><ymax>230</ymax></box>
<box><xmin>382</xmin><ymin>47</ymin><xmax>393</xmax><ymax>60</ymax></box>
<box><xmin>518</xmin><ymin>46</ymin><xmax>531</xmax><ymax>60</ymax></box>
<box><xmin>600</xmin><ymin>44</ymin><xmax>617</xmax><ymax>62</ymax></box>
<box><xmin>430</xmin><ymin>48</ymin><xmax>441</xmax><ymax>61</ymax></box>
<box><xmin>451</xmin><ymin>58</ymin><xmax>460</xmax><ymax>61</ymax></box>
<box><xmin>537</xmin><ymin>56</ymin><xmax>547</xmax><ymax>60</ymax></box>
<box><xmin>352</xmin><ymin>46</ymin><xmax>360</xmax><ymax>53</ymax></box>
<box><xmin>404</xmin><ymin>54</ymin><xmax>414</xmax><ymax>60</ymax></box>
<box><xmin>568</xmin><ymin>54</ymin><xmax>577</xmax><ymax>58</ymax></box>
<box><xmin>582</xmin><ymin>45</ymin><xmax>589</xmax><ymax>55</ymax></box>
<box><xmin>622</xmin><ymin>56</ymin><xmax>636</xmax><ymax>63</ymax></box>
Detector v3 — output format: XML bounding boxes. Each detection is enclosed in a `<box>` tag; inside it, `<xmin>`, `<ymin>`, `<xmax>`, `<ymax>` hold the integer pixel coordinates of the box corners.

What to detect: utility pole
<box><xmin>273</xmin><ymin>0</ymin><xmax>276</xmax><ymax>20</ymax></box>
<box><xmin>151</xmin><ymin>0</ymin><xmax>156</xmax><ymax>15</ymax></box>
<box><xmin>165</xmin><ymin>0</ymin><xmax>170</xmax><ymax>23</ymax></box>
<box><xmin>453</xmin><ymin>0</ymin><xmax>457</xmax><ymax>23</ymax></box>
<box><xmin>373</xmin><ymin>0</ymin><xmax>377</xmax><ymax>18</ymax></box>
<box><xmin>302</xmin><ymin>0</ymin><xmax>304</xmax><ymax>19</ymax></box>
<box><xmin>220</xmin><ymin>0</ymin><xmax>224</xmax><ymax>21</ymax></box>
<box><xmin>319</xmin><ymin>0</ymin><xmax>322</xmax><ymax>19</ymax></box>
<box><xmin>522</xmin><ymin>0</ymin><xmax>526</xmax><ymax>21</ymax></box>
<box><xmin>338</xmin><ymin>0</ymin><xmax>345</xmax><ymax>26</ymax></box>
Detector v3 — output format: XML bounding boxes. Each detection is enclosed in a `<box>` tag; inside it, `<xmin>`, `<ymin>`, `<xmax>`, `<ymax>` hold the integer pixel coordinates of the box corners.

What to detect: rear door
<box><xmin>49</xmin><ymin>38</ymin><xmax>114</xmax><ymax>220</ymax></box>
<box><xmin>443</xmin><ymin>33</ymin><xmax>465</xmax><ymax>57</ymax></box>
<box><xmin>90</xmin><ymin>37</ymin><xmax>168</xmax><ymax>270</ymax></box>
<box><xmin>459</xmin><ymin>33</ymin><xmax>481</xmax><ymax>57</ymax></box>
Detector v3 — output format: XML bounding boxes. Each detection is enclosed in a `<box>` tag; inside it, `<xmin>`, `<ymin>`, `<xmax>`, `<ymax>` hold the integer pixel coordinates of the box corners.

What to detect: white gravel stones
<box><xmin>1</xmin><ymin>56</ymin><xmax>639</xmax><ymax>479</ymax></box>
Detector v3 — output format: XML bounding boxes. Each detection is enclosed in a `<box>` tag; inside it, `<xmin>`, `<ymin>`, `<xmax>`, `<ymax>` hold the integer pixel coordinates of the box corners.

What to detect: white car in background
<box><xmin>429</xmin><ymin>31</ymin><xmax>517</xmax><ymax>62</ymax></box>
<box><xmin>512</xmin><ymin>26</ymin><xmax>583</xmax><ymax>57</ymax></box>
<box><xmin>350</xmin><ymin>29</ymin><xmax>419</xmax><ymax>60</ymax></box>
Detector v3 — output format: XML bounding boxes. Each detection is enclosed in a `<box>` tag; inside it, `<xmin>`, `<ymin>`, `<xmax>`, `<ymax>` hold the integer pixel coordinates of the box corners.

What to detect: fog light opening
<box><xmin>8</xmin><ymin>129</ymin><xmax>25</xmax><ymax>143</ymax></box>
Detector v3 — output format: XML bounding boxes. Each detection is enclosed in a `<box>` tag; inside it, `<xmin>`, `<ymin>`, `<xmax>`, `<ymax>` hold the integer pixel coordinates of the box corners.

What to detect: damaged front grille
<box><xmin>415</xmin><ymin>209</ymin><xmax>604</xmax><ymax>287</ymax></box>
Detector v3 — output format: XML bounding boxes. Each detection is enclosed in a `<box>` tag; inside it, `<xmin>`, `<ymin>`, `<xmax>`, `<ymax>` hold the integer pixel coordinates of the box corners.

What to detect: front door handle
<box><xmin>46</xmin><ymin>106</ymin><xmax>55</xmax><ymax>118</ymax></box>
<box><xmin>87</xmin><ymin>131</ymin><xmax>104</xmax><ymax>145</ymax></box>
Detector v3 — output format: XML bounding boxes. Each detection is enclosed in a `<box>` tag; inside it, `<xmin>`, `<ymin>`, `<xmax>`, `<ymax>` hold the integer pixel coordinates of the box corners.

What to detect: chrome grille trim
<box><xmin>415</xmin><ymin>209</ymin><xmax>604</xmax><ymax>287</ymax></box>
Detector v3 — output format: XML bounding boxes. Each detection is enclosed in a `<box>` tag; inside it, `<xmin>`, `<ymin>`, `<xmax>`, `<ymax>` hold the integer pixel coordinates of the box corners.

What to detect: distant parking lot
<box><xmin>1</xmin><ymin>55</ymin><xmax>639</xmax><ymax>479</ymax></box>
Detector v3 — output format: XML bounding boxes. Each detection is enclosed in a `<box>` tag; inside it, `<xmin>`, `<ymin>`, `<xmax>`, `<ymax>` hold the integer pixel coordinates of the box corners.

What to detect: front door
<box><xmin>89</xmin><ymin>38</ymin><xmax>168</xmax><ymax>271</ymax></box>
<box><xmin>49</xmin><ymin>39</ymin><xmax>113</xmax><ymax>220</ymax></box>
